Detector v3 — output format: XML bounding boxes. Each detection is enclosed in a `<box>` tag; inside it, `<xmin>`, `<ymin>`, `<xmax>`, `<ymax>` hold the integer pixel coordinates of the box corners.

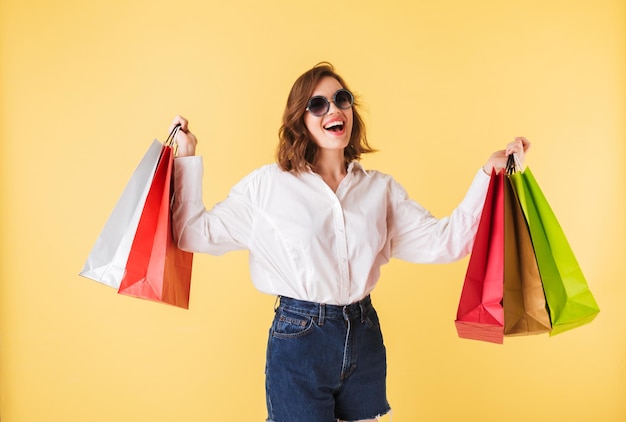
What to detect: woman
<box><xmin>170</xmin><ymin>62</ymin><xmax>530</xmax><ymax>422</ymax></box>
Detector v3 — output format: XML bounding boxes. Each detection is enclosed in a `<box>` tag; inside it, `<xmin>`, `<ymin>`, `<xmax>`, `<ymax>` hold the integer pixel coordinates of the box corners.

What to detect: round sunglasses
<box><xmin>306</xmin><ymin>89</ymin><xmax>354</xmax><ymax>116</ymax></box>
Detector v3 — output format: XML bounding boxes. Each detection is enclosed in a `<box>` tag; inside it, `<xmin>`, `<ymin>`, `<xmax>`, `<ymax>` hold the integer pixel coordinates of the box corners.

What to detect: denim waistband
<box><xmin>277</xmin><ymin>295</ymin><xmax>372</xmax><ymax>324</ymax></box>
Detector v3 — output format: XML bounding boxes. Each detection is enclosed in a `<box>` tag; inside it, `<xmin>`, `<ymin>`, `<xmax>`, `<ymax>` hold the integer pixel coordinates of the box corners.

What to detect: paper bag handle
<box><xmin>164</xmin><ymin>123</ymin><xmax>181</xmax><ymax>147</ymax></box>
<box><xmin>506</xmin><ymin>153</ymin><xmax>523</xmax><ymax>175</ymax></box>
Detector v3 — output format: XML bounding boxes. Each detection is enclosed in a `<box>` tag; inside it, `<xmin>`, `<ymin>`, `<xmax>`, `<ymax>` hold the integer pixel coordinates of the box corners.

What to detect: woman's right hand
<box><xmin>169</xmin><ymin>115</ymin><xmax>198</xmax><ymax>157</ymax></box>
<box><xmin>482</xmin><ymin>137</ymin><xmax>531</xmax><ymax>174</ymax></box>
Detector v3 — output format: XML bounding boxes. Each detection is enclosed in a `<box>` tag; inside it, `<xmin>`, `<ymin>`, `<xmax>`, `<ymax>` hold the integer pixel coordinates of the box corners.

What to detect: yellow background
<box><xmin>1</xmin><ymin>0</ymin><xmax>624</xmax><ymax>421</ymax></box>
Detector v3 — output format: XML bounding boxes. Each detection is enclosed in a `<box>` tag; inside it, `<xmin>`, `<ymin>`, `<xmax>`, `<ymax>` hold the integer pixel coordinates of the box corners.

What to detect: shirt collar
<box><xmin>347</xmin><ymin>161</ymin><xmax>370</xmax><ymax>177</ymax></box>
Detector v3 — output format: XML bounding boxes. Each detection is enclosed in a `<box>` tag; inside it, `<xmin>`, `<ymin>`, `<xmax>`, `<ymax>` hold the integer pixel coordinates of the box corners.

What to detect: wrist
<box><xmin>176</xmin><ymin>144</ymin><xmax>196</xmax><ymax>157</ymax></box>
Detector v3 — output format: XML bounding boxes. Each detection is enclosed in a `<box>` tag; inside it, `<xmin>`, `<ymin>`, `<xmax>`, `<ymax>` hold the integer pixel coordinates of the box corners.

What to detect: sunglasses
<box><xmin>306</xmin><ymin>89</ymin><xmax>354</xmax><ymax>116</ymax></box>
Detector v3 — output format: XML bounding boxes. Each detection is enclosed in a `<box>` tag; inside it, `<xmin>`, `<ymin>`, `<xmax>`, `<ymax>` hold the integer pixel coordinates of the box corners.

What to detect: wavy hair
<box><xmin>276</xmin><ymin>62</ymin><xmax>376</xmax><ymax>173</ymax></box>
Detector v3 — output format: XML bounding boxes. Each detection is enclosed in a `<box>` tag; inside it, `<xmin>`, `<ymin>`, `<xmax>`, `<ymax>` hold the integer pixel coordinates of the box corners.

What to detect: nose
<box><xmin>327</xmin><ymin>100</ymin><xmax>342</xmax><ymax>115</ymax></box>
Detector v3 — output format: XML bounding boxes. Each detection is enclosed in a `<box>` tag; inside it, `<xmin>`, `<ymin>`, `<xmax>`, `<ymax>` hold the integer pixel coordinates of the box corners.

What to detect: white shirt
<box><xmin>172</xmin><ymin>157</ymin><xmax>490</xmax><ymax>305</ymax></box>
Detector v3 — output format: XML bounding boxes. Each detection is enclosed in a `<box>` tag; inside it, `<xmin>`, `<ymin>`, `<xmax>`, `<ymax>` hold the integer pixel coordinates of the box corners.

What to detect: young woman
<box><xmin>169</xmin><ymin>62</ymin><xmax>530</xmax><ymax>422</ymax></box>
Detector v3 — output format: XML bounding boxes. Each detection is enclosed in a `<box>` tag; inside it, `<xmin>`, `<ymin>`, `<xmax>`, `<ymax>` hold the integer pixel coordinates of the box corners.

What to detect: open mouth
<box><xmin>324</xmin><ymin>121</ymin><xmax>344</xmax><ymax>133</ymax></box>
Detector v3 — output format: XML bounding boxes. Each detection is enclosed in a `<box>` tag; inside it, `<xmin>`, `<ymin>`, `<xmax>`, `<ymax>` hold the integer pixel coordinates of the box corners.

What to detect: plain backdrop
<box><xmin>1</xmin><ymin>0</ymin><xmax>624</xmax><ymax>421</ymax></box>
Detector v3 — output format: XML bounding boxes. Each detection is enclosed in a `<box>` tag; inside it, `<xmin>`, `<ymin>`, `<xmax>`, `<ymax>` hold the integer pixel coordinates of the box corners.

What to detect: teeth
<box><xmin>324</xmin><ymin>121</ymin><xmax>343</xmax><ymax>129</ymax></box>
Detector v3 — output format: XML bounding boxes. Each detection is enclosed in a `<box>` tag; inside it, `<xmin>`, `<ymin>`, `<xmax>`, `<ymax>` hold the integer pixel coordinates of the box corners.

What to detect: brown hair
<box><xmin>276</xmin><ymin>62</ymin><xmax>376</xmax><ymax>173</ymax></box>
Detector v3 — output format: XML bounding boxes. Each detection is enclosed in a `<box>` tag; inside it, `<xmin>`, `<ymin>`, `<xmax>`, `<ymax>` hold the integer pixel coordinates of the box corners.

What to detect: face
<box><xmin>304</xmin><ymin>76</ymin><xmax>354</xmax><ymax>154</ymax></box>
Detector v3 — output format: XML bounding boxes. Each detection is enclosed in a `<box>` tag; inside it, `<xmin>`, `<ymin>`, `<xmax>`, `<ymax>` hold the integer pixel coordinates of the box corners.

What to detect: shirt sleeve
<box><xmin>389</xmin><ymin>169</ymin><xmax>490</xmax><ymax>263</ymax></box>
<box><xmin>171</xmin><ymin>156</ymin><xmax>254</xmax><ymax>255</ymax></box>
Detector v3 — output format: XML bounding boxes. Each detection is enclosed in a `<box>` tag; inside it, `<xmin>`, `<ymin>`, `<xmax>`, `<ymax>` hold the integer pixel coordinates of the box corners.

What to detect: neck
<box><xmin>315</xmin><ymin>150</ymin><xmax>346</xmax><ymax>175</ymax></box>
<box><xmin>314</xmin><ymin>150</ymin><xmax>347</xmax><ymax>192</ymax></box>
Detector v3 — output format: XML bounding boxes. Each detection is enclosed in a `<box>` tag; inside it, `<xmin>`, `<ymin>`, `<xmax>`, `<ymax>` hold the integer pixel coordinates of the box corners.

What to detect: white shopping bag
<box><xmin>80</xmin><ymin>140</ymin><xmax>163</xmax><ymax>288</ymax></box>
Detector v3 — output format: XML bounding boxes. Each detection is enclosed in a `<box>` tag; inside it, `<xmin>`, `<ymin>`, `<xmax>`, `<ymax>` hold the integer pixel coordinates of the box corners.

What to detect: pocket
<box><xmin>362</xmin><ymin>308</ymin><xmax>386</xmax><ymax>353</ymax></box>
<box><xmin>364</xmin><ymin>307</ymin><xmax>381</xmax><ymax>329</ymax></box>
<box><xmin>271</xmin><ymin>308</ymin><xmax>315</xmax><ymax>339</ymax></box>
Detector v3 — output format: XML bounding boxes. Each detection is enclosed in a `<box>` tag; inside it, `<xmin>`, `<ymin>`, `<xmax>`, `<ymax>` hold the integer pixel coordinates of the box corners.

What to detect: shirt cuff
<box><xmin>458</xmin><ymin>168</ymin><xmax>491</xmax><ymax>218</ymax></box>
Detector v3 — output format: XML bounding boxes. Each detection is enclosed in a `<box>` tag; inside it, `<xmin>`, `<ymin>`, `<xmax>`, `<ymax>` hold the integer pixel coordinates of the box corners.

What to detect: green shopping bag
<box><xmin>509</xmin><ymin>168</ymin><xmax>599</xmax><ymax>335</ymax></box>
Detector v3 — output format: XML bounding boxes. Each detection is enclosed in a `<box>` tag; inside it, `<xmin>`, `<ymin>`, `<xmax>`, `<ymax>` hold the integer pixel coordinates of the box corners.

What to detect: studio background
<box><xmin>1</xmin><ymin>0</ymin><xmax>624</xmax><ymax>421</ymax></box>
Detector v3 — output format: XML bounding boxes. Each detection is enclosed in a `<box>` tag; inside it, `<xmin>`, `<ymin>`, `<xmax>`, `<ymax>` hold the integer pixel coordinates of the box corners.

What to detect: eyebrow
<box><xmin>310</xmin><ymin>88</ymin><xmax>344</xmax><ymax>98</ymax></box>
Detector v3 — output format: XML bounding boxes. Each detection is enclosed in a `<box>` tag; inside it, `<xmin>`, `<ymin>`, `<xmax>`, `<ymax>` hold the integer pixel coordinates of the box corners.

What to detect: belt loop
<box><xmin>318</xmin><ymin>303</ymin><xmax>325</xmax><ymax>326</ymax></box>
<box><xmin>359</xmin><ymin>298</ymin><xmax>366</xmax><ymax>323</ymax></box>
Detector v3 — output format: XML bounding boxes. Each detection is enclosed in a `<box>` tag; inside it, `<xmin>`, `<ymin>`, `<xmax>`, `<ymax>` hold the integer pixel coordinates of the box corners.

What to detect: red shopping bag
<box><xmin>118</xmin><ymin>135</ymin><xmax>193</xmax><ymax>309</ymax></box>
<box><xmin>455</xmin><ymin>170</ymin><xmax>505</xmax><ymax>344</ymax></box>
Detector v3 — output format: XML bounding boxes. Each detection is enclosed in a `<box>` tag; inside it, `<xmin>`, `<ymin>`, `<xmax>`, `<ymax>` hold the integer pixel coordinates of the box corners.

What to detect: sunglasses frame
<box><xmin>306</xmin><ymin>89</ymin><xmax>354</xmax><ymax>116</ymax></box>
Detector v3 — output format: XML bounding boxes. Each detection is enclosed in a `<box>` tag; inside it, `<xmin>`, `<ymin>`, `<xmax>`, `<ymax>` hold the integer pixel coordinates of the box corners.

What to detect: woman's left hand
<box><xmin>483</xmin><ymin>137</ymin><xmax>531</xmax><ymax>175</ymax></box>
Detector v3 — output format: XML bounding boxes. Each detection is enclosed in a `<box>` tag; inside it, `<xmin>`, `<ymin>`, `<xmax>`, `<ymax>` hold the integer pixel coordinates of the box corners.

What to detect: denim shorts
<box><xmin>265</xmin><ymin>295</ymin><xmax>391</xmax><ymax>422</ymax></box>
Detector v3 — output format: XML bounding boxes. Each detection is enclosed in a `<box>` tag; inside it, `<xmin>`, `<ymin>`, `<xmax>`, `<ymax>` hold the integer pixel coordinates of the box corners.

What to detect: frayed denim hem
<box><xmin>267</xmin><ymin>409</ymin><xmax>392</xmax><ymax>422</ymax></box>
<box><xmin>338</xmin><ymin>408</ymin><xmax>393</xmax><ymax>422</ymax></box>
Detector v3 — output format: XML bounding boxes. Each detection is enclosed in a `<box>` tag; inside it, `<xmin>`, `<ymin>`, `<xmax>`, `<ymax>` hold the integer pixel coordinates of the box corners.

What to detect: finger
<box><xmin>169</xmin><ymin>115</ymin><xmax>189</xmax><ymax>133</ymax></box>
<box><xmin>514</xmin><ymin>136</ymin><xmax>531</xmax><ymax>152</ymax></box>
<box><xmin>506</xmin><ymin>138</ymin><xmax>527</xmax><ymax>156</ymax></box>
<box><xmin>505</xmin><ymin>143</ymin><xmax>519</xmax><ymax>156</ymax></box>
<box><xmin>168</xmin><ymin>121</ymin><xmax>180</xmax><ymax>135</ymax></box>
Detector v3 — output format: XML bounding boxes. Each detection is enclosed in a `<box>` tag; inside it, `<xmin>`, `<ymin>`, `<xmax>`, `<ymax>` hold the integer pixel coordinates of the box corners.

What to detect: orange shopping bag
<box><xmin>502</xmin><ymin>159</ymin><xmax>551</xmax><ymax>336</ymax></box>
<box><xmin>118</xmin><ymin>127</ymin><xmax>193</xmax><ymax>308</ymax></box>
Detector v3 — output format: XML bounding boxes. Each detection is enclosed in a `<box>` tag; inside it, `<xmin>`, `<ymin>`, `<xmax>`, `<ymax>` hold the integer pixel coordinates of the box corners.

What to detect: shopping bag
<box><xmin>118</xmin><ymin>132</ymin><xmax>193</xmax><ymax>309</ymax></box>
<box><xmin>80</xmin><ymin>140</ymin><xmax>162</xmax><ymax>288</ymax></box>
<box><xmin>455</xmin><ymin>170</ymin><xmax>505</xmax><ymax>344</ymax></box>
<box><xmin>509</xmin><ymin>168</ymin><xmax>599</xmax><ymax>335</ymax></box>
<box><xmin>503</xmin><ymin>163</ymin><xmax>551</xmax><ymax>336</ymax></box>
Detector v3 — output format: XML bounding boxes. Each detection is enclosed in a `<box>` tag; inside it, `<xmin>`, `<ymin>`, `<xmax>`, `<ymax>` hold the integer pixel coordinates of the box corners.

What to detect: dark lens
<box><xmin>307</xmin><ymin>96</ymin><xmax>329</xmax><ymax>116</ymax></box>
<box><xmin>334</xmin><ymin>89</ymin><xmax>353</xmax><ymax>109</ymax></box>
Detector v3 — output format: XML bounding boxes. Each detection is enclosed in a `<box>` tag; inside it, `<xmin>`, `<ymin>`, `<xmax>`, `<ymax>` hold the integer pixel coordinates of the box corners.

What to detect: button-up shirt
<box><xmin>172</xmin><ymin>157</ymin><xmax>490</xmax><ymax>305</ymax></box>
